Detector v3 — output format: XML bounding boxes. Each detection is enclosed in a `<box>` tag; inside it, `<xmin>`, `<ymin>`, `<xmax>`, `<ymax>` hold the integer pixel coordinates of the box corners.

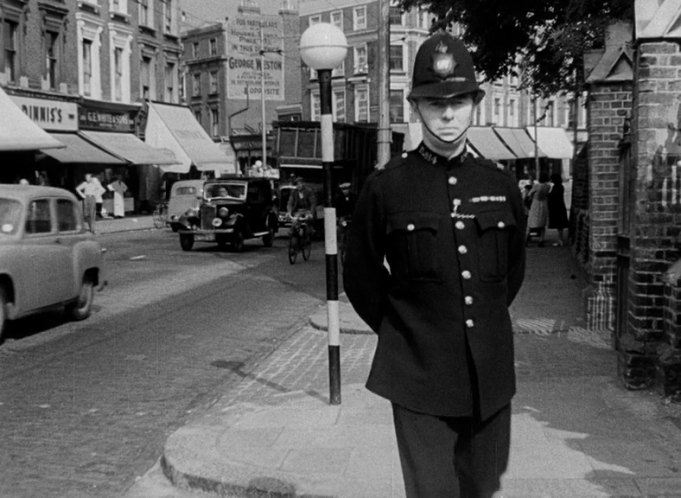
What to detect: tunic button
<box><xmin>455</xmin><ymin>221</ymin><xmax>465</xmax><ymax>229</ymax></box>
<box><xmin>458</xmin><ymin>245</ymin><xmax>467</xmax><ymax>254</ymax></box>
<box><xmin>402</xmin><ymin>152</ymin><xmax>408</xmax><ymax>158</ymax></box>
<box><xmin>497</xmin><ymin>221</ymin><xmax>506</xmax><ymax>229</ymax></box>
<box><xmin>461</xmin><ymin>270</ymin><xmax>471</xmax><ymax>279</ymax></box>
<box><xmin>466</xmin><ymin>319</ymin><xmax>474</xmax><ymax>328</ymax></box>
<box><xmin>465</xmin><ymin>296</ymin><xmax>474</xmax><ymax>305</ymax></box>
<box><xmin>407</xmin><ymin>223</ymin><xmax>415</xmax><ymax>231</ymax></box>
<box><xmin>453</xmin><ymin>198</ymin><xmax>461</xmax><ymax>207</ymax></box>
<box><xmin>448</xmin><ymin>176</ymin><xmax>457</xmax><ymax>185</ymax></box>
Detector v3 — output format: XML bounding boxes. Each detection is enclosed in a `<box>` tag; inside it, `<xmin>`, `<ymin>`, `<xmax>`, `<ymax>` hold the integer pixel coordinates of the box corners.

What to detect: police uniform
<box><xmin>343</xmin><ymin>32</ymin><xmax>526</xmax><ymax>498</ymax></box>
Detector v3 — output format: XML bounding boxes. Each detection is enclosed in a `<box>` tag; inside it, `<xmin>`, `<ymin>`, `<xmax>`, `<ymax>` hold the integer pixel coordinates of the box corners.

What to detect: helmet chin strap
<box><xmin>416</xmin><ymin>106</ymin><xmax>470</xmax><ymax>153</ymax></box>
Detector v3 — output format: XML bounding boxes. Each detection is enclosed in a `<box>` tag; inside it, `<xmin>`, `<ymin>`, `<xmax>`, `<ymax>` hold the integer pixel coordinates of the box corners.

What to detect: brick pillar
<box><xmin>622</xmin><ymin>40</ymin><xmax>681</xmax><ymax>390</ymax></box>
<box><xmin>584</xmin><ymin>82</ymin><xmax>633</xmax><ymax>329</ymax></box>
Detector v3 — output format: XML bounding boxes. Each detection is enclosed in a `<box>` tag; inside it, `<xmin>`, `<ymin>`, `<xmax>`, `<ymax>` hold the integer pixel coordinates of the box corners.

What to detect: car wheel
<box><xmin>231</xmin><ymin>231</ymin><xmax>244</xmax><ymax>252</ymax></box>
<box><xmin>0</xmin><ymin>288</ymin><xmax>7</xmax><ymax>344</ymax></box>
<box><xmin>180</xmin><ymin>234</ymin><xmax>194</xmax><ymax>251</ymax></box>
<box><xmin>263</xmin><ymin>227</ymin><xmax>275</xmax><ymax>247</ymax></box>
<box><xmin>66</xmin><ymin>278</ymin><xmax>94</xmax><ymax>321</ymax></box>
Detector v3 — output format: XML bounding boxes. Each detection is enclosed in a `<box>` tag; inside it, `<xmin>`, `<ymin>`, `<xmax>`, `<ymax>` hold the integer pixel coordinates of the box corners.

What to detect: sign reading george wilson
<box><xmin>228</xmin><ymin>14</ymin><xmax>284</xmax><ymax>101</ymax></box>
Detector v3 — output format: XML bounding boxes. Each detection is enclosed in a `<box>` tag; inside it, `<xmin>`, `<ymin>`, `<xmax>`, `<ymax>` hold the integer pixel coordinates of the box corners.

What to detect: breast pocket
<box><xmin>386</xmin><ymin>212</ymin><xmax>441</xmax><ymax>281</ymax></box>
<box><xmin>474</xmin><ymin>209</ymin><xmax>517</xmax><ymax>282</ymax></box>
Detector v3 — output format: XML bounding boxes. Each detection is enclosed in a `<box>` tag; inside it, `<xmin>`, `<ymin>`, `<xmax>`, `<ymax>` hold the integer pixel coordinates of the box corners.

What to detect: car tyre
<box><xmin>231</xmin><ymin>230</ymin><xmax>245</xmax><ymax>252</ymax></box>
<box><xmin>0</xmin><ymin>287</ymin><xmax>7</xmax><ymax>344</ymax></box>
<box><xmin>180</xmin><ymin>234</ymin><xmax>194</xmax><ymax>251</ymax></box>
<box><xmin>66</xmin><ymin>277</ymin><xmax>94</xmax><ymax>321</ymax></box>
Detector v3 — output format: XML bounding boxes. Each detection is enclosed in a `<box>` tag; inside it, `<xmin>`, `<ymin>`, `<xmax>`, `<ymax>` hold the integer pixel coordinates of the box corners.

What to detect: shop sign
<box><xmin>227</xmin><ymin>14</ymin><xmax>284</xmax><ymax>101</ymax></box>
<box><xmin>79</xmin><ymin>103</ymin><xmax>137</xmax><ymax>133</ymax></box>
<box><xmin>10</xmin><ymin>96</ymin><xmax>78</xmax><ymax>132</ymax></box>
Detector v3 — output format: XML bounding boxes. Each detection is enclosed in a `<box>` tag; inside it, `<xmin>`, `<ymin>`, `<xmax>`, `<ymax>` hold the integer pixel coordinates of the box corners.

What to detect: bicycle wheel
<box><xmin>302</xmin><ymin>228</ymin><xmax>312</xmax><ymax>261</ymax></box>
<box><xmin>288</xmin><ymin>233</ymin><xmax>299</xmax><ymax>264</ymax></box>
<box><xmin>152</xmin><ymin>203</ymin><xmax>166</xmax><ymax>229</ymax></box>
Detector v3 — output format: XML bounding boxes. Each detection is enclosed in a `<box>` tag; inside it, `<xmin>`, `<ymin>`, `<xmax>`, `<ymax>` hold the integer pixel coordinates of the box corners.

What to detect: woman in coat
<box><xmin>526</xmin><ymin>172</ymin><xmax>551</xmax><ymax>246</ymax></box>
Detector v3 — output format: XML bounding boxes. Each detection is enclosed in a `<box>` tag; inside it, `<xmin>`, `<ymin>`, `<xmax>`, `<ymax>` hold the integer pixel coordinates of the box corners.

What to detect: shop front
<box><xmin>0</xmin><ymin>86</ymin><xmax>65</xmax><ymax>183</ymax></box>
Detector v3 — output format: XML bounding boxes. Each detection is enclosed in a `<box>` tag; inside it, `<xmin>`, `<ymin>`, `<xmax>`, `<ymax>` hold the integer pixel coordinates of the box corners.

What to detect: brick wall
<box><xmin>584</xmin><ymin>82</ymin><xmax>632</xmax><ymax>329</ymax></box>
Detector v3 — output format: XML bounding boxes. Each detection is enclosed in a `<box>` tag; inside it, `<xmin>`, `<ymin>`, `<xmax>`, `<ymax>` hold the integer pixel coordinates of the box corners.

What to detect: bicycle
<box><xmin>152</xmin><ymin>201</ymin><xmax>168</xmax><ymax>229</ymax></box>
<box><xmin>287</xmin><ymin>212</ymin><xmax>312</xmax><ymax>264</ymax></box>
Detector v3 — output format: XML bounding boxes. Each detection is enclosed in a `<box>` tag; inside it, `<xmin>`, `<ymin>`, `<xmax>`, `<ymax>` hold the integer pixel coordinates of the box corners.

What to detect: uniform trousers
<box><xmin>392</xmin><ymin>402</ymin><xmax>511</xmax><ymax>498</ymax></box>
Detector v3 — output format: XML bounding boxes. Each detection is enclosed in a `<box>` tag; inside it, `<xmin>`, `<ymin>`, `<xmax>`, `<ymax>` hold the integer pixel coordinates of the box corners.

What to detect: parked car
<box><xmin>167</xmin><ymin>179</ymin><xmax>204</xmax><ymax>232</ymax></box>
<box><xmin>176</xmin><ymin>176</ymin><xmax>278</xmax><ymax>251</ymax></box>
<box><xmin>0</xmin><ymin>185</ymin><xmax>105</xmax><ymax>343</ymax></box>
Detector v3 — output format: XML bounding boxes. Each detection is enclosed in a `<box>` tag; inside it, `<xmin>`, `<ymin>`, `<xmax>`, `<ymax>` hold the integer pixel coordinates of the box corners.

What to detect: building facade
<box><xmin>0</xmin><ymin>0</ymin><xmax>186</xmax><ymax>211</ymax></box>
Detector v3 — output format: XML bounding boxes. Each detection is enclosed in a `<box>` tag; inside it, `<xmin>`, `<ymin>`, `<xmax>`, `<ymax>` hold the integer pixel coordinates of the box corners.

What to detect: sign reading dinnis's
<box><xmin>227</xmin><ymin>14</ymin><xmax>285</xmax><ymax>101</ymax></box>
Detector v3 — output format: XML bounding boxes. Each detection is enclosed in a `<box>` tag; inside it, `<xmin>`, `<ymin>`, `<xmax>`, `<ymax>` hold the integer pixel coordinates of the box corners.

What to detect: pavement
<box><xmin>110</xmin><ymin>218</ymin><xmax>681</xmax><ymax>497</ymax></box>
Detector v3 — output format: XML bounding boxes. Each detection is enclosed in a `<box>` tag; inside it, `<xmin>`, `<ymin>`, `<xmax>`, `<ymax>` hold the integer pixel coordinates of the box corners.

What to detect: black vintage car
<box><xmin>176</xmin><ymin>176</ymin><xmax>278</xmax><ymax>251</ymax></box>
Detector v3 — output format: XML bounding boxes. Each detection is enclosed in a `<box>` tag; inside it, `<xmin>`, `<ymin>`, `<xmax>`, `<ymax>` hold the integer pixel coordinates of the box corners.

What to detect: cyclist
<box><xmin>287</xmin><ymin>177</ymin><xmax>316</xmax><ymax>233</ymax></box>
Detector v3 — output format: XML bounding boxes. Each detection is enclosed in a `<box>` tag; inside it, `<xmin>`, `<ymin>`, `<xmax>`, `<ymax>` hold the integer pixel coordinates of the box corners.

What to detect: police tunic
<box><xmin>343</xmin><ymin>143</ymin><xmax>526</xmax><ymax>420</ymax></box>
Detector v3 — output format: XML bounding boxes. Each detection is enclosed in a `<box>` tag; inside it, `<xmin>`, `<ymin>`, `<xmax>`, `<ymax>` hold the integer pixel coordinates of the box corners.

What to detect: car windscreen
<box><xmin>205</xmin><ymin>183</ymin><xmax>246</xmax><ymax>201</ymax></box>
<box><xmin>0</xmin><ymin>199</ymin><xmax>22</xmax><ymax>235</ymax></box>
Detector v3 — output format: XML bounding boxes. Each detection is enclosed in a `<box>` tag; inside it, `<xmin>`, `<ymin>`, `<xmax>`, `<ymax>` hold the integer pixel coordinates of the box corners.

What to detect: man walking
<box><xmin>343</xmin><ymin>32</ymin><xmax>526</xmax><ymax>497</ymax></box>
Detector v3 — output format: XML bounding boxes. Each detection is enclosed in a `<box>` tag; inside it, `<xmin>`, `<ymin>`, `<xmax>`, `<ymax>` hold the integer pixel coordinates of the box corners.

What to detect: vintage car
<box><xmin>176</xmin><ymin>176</ymin><xmax>278</xmax><ymax>251</ymax></box>
<box><xmin>167</xmin><ymin>179</ymin><xmax>204</xmax><ymax>232</ymax></box>
<box><xmin>0</xmin><ymin>185</ymin><xmax>105</xmax><ymax>343</ymax></box>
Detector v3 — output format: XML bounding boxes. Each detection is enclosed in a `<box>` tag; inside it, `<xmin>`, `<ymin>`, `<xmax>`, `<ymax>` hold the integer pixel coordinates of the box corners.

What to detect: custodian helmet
<box><xmin>408</xmin><ymin>32</ymin><xmax>484</xmax><ymax>103</ymax></box>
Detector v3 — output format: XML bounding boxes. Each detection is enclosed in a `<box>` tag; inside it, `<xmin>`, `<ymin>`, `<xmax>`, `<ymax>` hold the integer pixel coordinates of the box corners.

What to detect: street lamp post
<box><xmin>300</xmin><ymin>23</ymin><xmax>348</xmax><ymax>405</ymax></box>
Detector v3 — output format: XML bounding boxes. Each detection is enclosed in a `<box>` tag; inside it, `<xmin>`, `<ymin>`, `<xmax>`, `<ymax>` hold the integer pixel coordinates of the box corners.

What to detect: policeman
<box><xmin>343</xmin><ymin>32</ymin><xmax>526</xmax><ymax>498</ymax></box>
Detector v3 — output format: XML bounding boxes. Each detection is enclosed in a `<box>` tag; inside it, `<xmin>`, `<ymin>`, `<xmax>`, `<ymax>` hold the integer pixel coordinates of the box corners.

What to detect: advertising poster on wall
<box><xmin>227</xmin><ymin>14</ymin><xmax>285</xmax><ymax>101</ymax></box>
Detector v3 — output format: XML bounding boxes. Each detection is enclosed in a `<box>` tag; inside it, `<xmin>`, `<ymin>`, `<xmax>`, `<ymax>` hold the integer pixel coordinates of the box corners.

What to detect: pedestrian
<box><xmin>526</xmin><ymin>172</ymin><xmax>551</xmax><ymax>246</ymax></box>
<box><xmin>334</xmin><ymin>182</ymin><xmax>356</xmax><ymax>220</ymax></box>
<box><xmin>343</xmin><ymin>31</ymin><xmax>526</xmax><ymax>498</ymax></box>
<box><xmin>107</xmin><ymin>175</ymin><xmax>128</xmax><ymax>218</ymax></box>
<box><xmin>76</xmin><ymin>173</ymin><xmax>104</xmax><ymax>233</ymax></box>
<box><xmin>547</xmin><ymin>172</ymin><xmax>569</xmax><ymax>246</ymax></box>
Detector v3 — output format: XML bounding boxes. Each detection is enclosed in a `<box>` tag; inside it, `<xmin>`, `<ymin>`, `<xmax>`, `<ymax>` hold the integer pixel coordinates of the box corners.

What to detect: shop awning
<box><xmin>0</xmin><ymin>86</ymin><xmax>64</xmax><ymax>151</ymax></box>
<box><xmin>145</xmin><ymin>102</ymin><xmax>233</xmax><ymax>174</ymax></box>
<box><xmin>525</xmin><ymin>126</ymin><xmax>575</xmax><ymax>159</ymax></box>
<box><xmin>493</xmin><ymin>127</ymin><xmax>546</xmax><ymax>159</ymax></box>
<box><xmin>41</xmin><ymin>133</ymin><xmax>126</xmax><ymax>164</ymax></box>
<box><xmin>80</xmin><ymin>130</ymin><xmax>179</xmax><ymax>165</ymax></box>
<box><xmin>467</xmin><ymin>127</ymin><xmax>517</xmax><ymax>160</ymax></box>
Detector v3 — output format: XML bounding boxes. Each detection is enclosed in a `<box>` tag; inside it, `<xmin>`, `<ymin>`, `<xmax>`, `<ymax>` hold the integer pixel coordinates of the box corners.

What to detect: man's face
<box><xmin>414</xmin><ymin>94</ymin><xmax>475</xmax><ymax>144</ymax></box>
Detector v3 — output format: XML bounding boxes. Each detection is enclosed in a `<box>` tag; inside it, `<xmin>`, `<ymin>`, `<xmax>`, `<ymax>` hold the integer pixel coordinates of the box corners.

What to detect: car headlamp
<box><xmin>218</xmin><ymin>207</ymin><xmax>230</xmax><ymax>217</ymax></box>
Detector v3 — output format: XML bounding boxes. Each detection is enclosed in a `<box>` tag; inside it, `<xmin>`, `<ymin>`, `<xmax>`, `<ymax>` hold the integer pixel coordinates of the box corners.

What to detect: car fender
<box><xmin>71</xmin><ymin>239</ymin><xmax>104</xmax><ymax>290</ymax></box>
<box><xmin>225</xmin><ymin>212</ymin><xmax>244</xmax><ymax>228</ymax></box>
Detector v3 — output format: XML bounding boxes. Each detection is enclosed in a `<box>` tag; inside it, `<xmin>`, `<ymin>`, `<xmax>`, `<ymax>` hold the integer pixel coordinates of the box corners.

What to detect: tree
<box><xmin>400</xmin><ymin>0</ymin><xmax>634</xmax><ymax>96</ymax></box>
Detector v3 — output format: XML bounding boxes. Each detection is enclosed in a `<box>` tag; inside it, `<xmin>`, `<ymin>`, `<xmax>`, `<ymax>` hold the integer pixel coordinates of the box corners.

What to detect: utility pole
<box><xmin>260</xmin><ymin>23</ymin><xmax>267</xmax><ymax>168</ymax></box>
<box><xmin>376</xmin><ymin>0</ymin><xmax>391</xmax><ymax>168</ymax></box>
<box><xmin>533</xmin><ymin>96</ymin><xmax>540</xmax><ymax>179</ymax></box>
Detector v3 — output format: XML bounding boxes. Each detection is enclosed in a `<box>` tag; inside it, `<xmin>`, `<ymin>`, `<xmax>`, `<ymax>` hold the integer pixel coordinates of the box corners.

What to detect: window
<box><xmin>209</xmin><ymin>38</ymin><xmax>217</xmax><ymax>56</ymax></box>
<box><xmin>139</xmin><ymin>0</ymin><xmax>152</xmax><ymax>27</ymax></box>
<box><xmin>355</xmin><ymin>86</ymin><xmax>369</xmax><ymax>122</ymax></box>
<box><xmin>194</xmin><ymin>109</ymin><xmax>202</xmax><ymax>123</ymax></box>
<box><xmin>389</xmin><ymin>45</ymin><xmax>403</xmax><ymax>72</ymax></box>
<box><xmin>4</xmin><ymin>20</ymin><xmax>19</xmax><ymax>82</ymax></box>
<box><xmin>192</xmin><ymin>72</ymin><xmax>201</xmax><ymax>97</ymax></box>
<box><xmin>309</xmin><ymin>15</ymin><xmax>321</xmax><ymax>26</ymax></box>
<box><xmin>493</xmin><ymin>97</ymin><xmax>501</xmax><ymax>124</ymax></box>
<box><xmin>165</xmin><ymin>62</ymin><xmax>176</xmax><ymax>101</ymax></box>
<box><xmin>45</xmin><ymin>31</ymin><xmax>59</xmax><ymax>90</ymax></box>
<box><xmin>310</xmin><ymin>92</ymin><xmax>320</xmax><ymax>121</ymax></box>
<box><xmin>210</xmin><ymin>108</ymin><xmax>219</xmax><ymax>137</ymax></box>
<box><xmin>113</xmin><ymin>47</ymin><xmax>124</xmax><ymax>100</ymax></box>
<box><xmin>333</xmin><ymin>89</ymin><xmax>346</xmax><ymax>122</ymax></box>
<box><xmin>331</xmin><ymin>11</ymin><xmax>342</xmax><ymax>30</ymax></box>
<box><xmin>389</xmin><ymin>89</ymin><xmax>404</xmax><ymax>123</ymax></box>
<box><xmin>192</xmin><ymin>42</ymin><xmax>199</xmax><ymax>58</ymax></box>
<box><xmin>110</xmin><ymin>0</ymin><xmax>127</xmax><ymax>15</ymax></box>
<box><xmin>332</xmin><ymin>59</ymin><xmax>345</xmax><ymax>78</ymax></box>
<box><xmin>82</xmin><ymin>39</ymin><xmax>93</xmax><ymax>96</ymax></box>
<box><xmin>508</xmin><ymin>98</ymin><xmax>518</xmax><ymax>127</ymax></box>
<box><xmin>162</xmin><ymin>0</ymin><xmax>174</xmax><ymax>34</ymax></box>
<box><xmin>353</xmin><ymin>6</ymin><xmax>366</xmax><ymax>30</ymax></box>
<box><xmin>354</xmin><ymin>45</ymin><xmax>367</xmax><ymax>73</ymax></box>
<box><xmin>57</xmin><ymin>200</ymin><xmax>79</xmax><ymax>232</ymax></box>
<box><xmin>209</xmin><ymin>70</ymin><xmax>218</xmax><ymax>94</ymax></box>
<box><xmin>25</xmin><ymin>200</ymin><xmax>52</xmax><ymax>235</ymax></box>
<box><xmin>141</xmin><ymin>56</ymin><xmax>152</xmax><ymax>100</ymax></box>
<box><xmin>389</xmin><ymin>2</ymin><xmax>402</xmax><ymax>25</ymax></box>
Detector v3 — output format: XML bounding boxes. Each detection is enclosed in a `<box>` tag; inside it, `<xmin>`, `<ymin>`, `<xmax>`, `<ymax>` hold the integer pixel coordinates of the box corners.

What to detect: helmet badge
<box><xmin>432</xmin><ymin>41</ymin><xmax>457</xmax><ymax>79</ymax></box>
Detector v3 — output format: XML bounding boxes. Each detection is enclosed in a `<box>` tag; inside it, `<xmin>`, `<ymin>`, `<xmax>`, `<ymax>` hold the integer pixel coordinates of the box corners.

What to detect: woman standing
<box><xmin>107</xmin><ymin>175</ymin><xmax>128</xmax><ymax>218</ymax></box>
<box><xmin>548</xmin><ymin>173</ymin><xmax>569</xmax><ymax>246</ymax></box>
<box><xmin>526</xmin><ymin>172</ymin><xmax>551</xmax><ymax>246</ymax></box>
